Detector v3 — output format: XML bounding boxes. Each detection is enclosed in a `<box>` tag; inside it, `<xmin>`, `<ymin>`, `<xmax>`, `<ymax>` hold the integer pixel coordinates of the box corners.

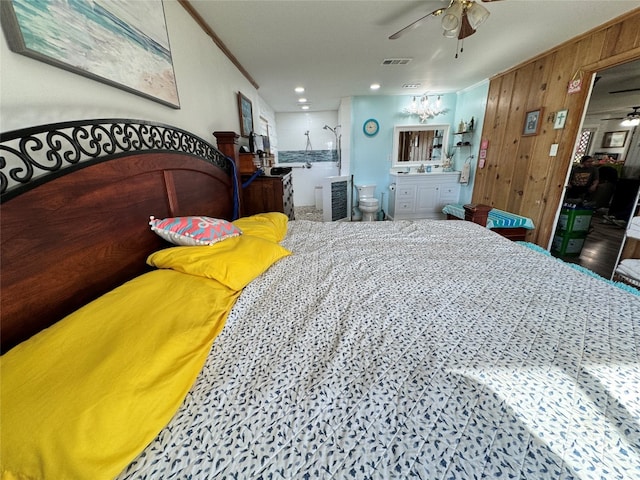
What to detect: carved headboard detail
<box><xmin>1</xmin><ymin>119</ymin><xmax>238</xmax><ymax>352</ymax></box>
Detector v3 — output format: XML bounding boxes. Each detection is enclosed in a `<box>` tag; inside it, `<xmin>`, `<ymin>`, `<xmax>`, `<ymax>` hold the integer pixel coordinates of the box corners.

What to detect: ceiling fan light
<box><xmin>467</xmin><ymin>2</ymin><xmax>490</xmax><ymax>29</ymax></box>
<box><xmin>441</xmin><ymin>1</ymin><xmax>463</xmax><ymax>31</ymax></box>
<box><xmin>621</xmin><ymin>117</ymin><xmax>640</xmax><ymax>127</ymax></box>
<box><xmin>443</xmin><ymin>27</ymin><xmax>460</xmax><ymax>38</ymax></box>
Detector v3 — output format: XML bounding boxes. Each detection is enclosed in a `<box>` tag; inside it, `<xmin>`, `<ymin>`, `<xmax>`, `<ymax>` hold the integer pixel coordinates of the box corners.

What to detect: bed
<box><xmin>1</xmin><ymin>120</ymin><xmax>639</xmax><ymax>480</ymax></box>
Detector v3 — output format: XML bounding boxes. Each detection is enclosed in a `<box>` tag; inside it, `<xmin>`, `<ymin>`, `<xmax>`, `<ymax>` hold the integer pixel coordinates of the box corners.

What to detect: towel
<box><xmin>628</xmin><ymin>216</ymin><xmax>640</xmax><ymax>239</ymax></box>
<box><xmin>628</xmin><ymin>226</ymin><xmax>640</xmax><ymax>240</ymax></box>
<box><xmin>616</xmin><ymin>259</ymin><xmax>640</xmax><ymax>280</ymax></box>
<box><xmin>459</xmin><ymin>162</ymin><xmax>471</xmax><ymax>184</ymax></box>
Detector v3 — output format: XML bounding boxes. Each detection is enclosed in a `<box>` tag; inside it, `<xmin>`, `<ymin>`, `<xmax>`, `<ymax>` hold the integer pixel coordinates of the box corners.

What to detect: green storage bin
<box><xmin>552</xmin><ymin>204</ymin><xmax>593</xmax><ymax>257</ymax></box>
<box><xmin>551</xmin><ymin>231</ymin><xmax>586</xmax><ymax>257</ymax></box>
<box><xmin>557</xmin><ymin>206</ymin><xmax>593</xmax><ymax>234</ymax></box>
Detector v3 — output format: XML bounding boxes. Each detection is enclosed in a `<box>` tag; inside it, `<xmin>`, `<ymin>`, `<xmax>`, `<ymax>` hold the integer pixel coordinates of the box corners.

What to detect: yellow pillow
<box><xmin>147</xmin><ymin>234</ymin><xmax>291</xmax><ymax>291</ymax></box>
<box><xmin>232</xmin><ymin>212</ymin><xmax>289</xmax><ymax>243</ymax></box>
<box><xmin>1</xmin><ymin>270</ymin><xmax>239</xmax><ymax>480</ymax></box>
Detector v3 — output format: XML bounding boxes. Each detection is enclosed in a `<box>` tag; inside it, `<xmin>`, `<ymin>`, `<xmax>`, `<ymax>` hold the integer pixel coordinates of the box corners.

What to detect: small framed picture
<box><xmin>602</xmin><ymin>131</ymin><xmax>628</xmax><ymax>148</ymax></box>
<box><xmin>237</xmin><ymin>92</ymin><xmax>254</xmax><ymax>137</ymax></box>
<box><xmin>523</xmin><ymin>108</ymin><xmax>543</xmax><ymax>136</ymax></box>
<box><xmin>553</xmin><ymin>109</ymin><xmax>568</xmax><ymax>130</ymax></box>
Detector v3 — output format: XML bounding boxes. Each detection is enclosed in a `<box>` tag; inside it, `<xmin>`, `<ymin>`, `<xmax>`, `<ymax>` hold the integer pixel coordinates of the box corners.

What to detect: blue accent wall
<box><xmin>350</xmin><ymin>94</ymin><xmax>456</xmax><ymax>212</ymax></box>
<box><xmin>349</xmin><ymin>84</ymin><xmax>489</xmax><ymax>211</ymax></box>
<box><xmin>453</xmin><ymin>81</ymin><xmax>490</xmax><ymax>204</ymax></box>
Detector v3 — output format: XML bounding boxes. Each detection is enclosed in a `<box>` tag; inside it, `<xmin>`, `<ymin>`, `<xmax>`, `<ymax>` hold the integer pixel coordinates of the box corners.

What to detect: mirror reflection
<box><xmin>392</xmin><ymin>125</ymin><xmax>449</xmax><ymax>166</ymax></box>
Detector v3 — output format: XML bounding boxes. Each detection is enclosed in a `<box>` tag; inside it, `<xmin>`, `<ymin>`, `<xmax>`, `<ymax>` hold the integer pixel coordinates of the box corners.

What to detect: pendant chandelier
<box><xmin>403</xmin><ymin>95</ymin><xmax>446</xmax><ymax>122</ymax></box>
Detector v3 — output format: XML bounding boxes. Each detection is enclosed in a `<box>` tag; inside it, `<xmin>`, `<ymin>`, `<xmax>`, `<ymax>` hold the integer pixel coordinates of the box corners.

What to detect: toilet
<box><xmin>356</xmin><ymin>185</ymin><xmax>379</xmax><ymax>221</ymax></box>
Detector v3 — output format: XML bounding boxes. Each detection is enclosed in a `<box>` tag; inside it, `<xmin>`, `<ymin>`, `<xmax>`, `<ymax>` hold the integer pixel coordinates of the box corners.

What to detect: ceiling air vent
<box><xmin>382</xmin><ymin>58</ymin><xmax>412</xmax><ymax>65</ymax></box>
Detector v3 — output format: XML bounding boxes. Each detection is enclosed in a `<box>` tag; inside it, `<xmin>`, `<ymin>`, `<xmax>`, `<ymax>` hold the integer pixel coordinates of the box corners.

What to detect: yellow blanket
<box><xmin>1</xmin><ymin>270</ymin><xmax>239</xmax><ymax>480</ymax></box>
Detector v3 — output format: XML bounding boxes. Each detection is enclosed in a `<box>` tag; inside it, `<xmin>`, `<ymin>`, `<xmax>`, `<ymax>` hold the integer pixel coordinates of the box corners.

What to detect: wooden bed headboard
<box><xmin>1</xmin><ymin>119</ymin><xmax>239</xmax><ymax>353</ymax></box>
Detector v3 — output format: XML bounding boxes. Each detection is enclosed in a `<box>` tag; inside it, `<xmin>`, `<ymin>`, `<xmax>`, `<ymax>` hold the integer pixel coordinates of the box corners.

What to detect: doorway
<box><xmin>552</xmin><ymin>60</ymin><xmax>640</xmax><ymax>279</ymax></box>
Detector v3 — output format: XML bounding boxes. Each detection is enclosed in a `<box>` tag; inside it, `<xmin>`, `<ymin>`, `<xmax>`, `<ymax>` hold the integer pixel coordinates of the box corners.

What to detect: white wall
<box><xmin>276</xmin><ymin>111</ymin><xmax>339</xmax><ymax>151</ymax></box>
<box><xmin>0</xmin><ymin>0</ymin><xmax>273</xmax><ymax>146</ymax></box>
<box><xmin>585</xmin><ymin>119</ymin><xmax>634</xmax><ymax>159</ymax></box>
<box><xmin>291</xmin><ymin>162</ymin><xmax>341</xmax><ymax>207</ymax></box>
<box><xmin>276</xmin><ymin>110</ymin><xmax>340</xmax><ymax>206</ymax></box>
<box><xmin>338</xmin><ymin>97</ymin><xmax>352</xmax><ymax>177</ymax></box>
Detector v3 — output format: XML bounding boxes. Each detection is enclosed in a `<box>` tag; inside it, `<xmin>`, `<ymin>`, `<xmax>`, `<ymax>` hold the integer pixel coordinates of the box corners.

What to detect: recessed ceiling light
<box><xmin>298</xmin><ymin>97</ymin><xmax>307</xmax><ymax>103</ymax></box>
<box><xmin>370</xmin><ymin>83</ymin><xmax>381</xmax><ymax>90</ymax></box>
<box><xmin>295</xmin><ymin>87</ymin><xmax>305</xmax><ymax>93</ymax></box>
<box><xmin>301</xmin><ymin>105</ymin><xmax>310</xmax><ymax>110</ymax></box>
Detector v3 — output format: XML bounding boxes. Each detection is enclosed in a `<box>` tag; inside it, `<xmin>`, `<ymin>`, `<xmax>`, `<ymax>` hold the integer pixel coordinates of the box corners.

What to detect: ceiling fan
<box><xmin>389</xmin><ymin>0</ymin><xmax>503</xmax><ymax>42</ymax></box>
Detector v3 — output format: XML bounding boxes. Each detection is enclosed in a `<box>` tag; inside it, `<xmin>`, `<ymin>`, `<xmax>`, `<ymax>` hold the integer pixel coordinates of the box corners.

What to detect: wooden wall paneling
<box><xmin>534</xmin><ymin>27</ymin><xmax>633</xmax><ymax>244</ymax></box>
<box><xmin>474</xmin><ymin>74</ymin><xmax>515</xmax><ymax>204</ymax></box>
<box><xmin>582</xmin><ymin>29</ymin><xmax>608</xmax><ymax>65</ymax></box>
<box><xmin>602</xmin><ymin>19</ymin><xmax>639</xmax><ymax>58</ymax></box>
<box><xmin>505</xmin><ymin>61</ymin><xmax>548</xmax><ymax>218</ymax></box>
<box><xmin>474</xmin><ymin>9</ymin><xmax>640</xmax><ymax>248</ymax></box>
<box><xmin>531</xmin><ymin>45</ymin><xmax>588</xmax><ymax>244</ymax></box>
<box><xmin>491</xmin><ymin>71</ymin><xmax>521</xmax><ymax>203</ymax></box>
<box><xmin>491</xmin><ymin>65</ymin><xmax>531</xmax><ymax>210</ymax></box>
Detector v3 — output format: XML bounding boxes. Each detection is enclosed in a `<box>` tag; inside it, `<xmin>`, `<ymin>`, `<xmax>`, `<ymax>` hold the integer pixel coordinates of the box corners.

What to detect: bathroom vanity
<box><xmin>388</xmin><ymin>171</ymin><xmax>461</xmax><ymax>220</ymax></box>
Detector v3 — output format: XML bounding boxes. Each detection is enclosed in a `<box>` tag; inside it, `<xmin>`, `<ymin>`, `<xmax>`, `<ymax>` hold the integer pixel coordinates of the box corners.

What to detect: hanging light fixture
<box><xmin>441</xmin><ymin>1</ymin><xmax>490</xmax><ymax>38</ymax></box>
<box><xmin>621</xmin><ymin>106</ymin><xmax>640</xmax><ymax>127</ymax></box>
<box><xmin>466</xmin><ymin>2</ymin><xmax>490</xmax><ymax>29</ymax></box>
<box><xmin>438</xmin><ymin>1</ymin><xmax>491</xmax><ymax>57</ymax></box>
<box><xmin>389</xmin><ymin>0</ymin><xmax>494</xmax><ymax>58</ymax></box>
<box><xmin>403</xmin><ymin>95</ymin><xmax>446</xmax><ymax>122</ymax></box>
<box><xmin>441</xmin><ymin>1</ymin><xmax>463</xmax><ymax>38</ymax></box>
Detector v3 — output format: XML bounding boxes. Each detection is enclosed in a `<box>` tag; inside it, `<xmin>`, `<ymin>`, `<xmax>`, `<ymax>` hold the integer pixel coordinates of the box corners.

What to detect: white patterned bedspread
<box><xmin>119</xmin><ymin>220</ymin><xmax>640</xmax><ymax>479</ymax></box>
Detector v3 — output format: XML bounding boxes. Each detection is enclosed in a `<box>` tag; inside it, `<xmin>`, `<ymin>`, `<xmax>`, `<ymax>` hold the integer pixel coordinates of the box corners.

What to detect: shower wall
<box><xmin>276</xmin><ymin>111</ymin><xmax>340</xmax><ymax>206</ymax></box>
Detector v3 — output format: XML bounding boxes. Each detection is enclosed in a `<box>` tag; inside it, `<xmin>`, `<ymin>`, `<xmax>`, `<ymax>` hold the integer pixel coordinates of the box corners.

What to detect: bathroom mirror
<box><xmin>392</xmin><ymin>124</ymin><xmax>450</xmax><ymax>166</ymax></box>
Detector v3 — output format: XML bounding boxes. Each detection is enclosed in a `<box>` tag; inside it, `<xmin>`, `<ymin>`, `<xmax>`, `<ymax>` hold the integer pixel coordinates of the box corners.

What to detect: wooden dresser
<box><xmin>211</xmin><ymin>132</ymin><xmax>294</xmax><ymax>221</ymax></box>
<box><xmin>241</xmin><ymin>173</ymin><xmax>295</xmax><ymax>220</ymax></box>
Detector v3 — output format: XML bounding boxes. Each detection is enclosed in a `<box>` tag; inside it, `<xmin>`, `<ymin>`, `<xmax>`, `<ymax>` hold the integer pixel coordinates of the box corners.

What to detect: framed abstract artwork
<box><xmin>0</xmin><ymin>0</ymin><xmax>180</xmax><ymax>108</ymax></box>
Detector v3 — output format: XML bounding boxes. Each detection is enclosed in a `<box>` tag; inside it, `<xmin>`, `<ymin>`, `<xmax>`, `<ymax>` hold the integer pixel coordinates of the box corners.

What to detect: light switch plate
<box><xmin>549</xmin><ymin>144</ymin><xmax>559</xmax><ymax>156</ymax></box>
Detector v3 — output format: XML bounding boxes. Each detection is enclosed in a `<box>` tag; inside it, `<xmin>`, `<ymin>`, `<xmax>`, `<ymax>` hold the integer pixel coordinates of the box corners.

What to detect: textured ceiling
<box><xmin>188</xmin><ymin>0</ymin><xmax>640</xmax><ymax>115</ymax></box>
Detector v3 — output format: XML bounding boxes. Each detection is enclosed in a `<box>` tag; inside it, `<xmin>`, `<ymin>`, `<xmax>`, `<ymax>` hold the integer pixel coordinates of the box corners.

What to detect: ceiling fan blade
<box><xmin>389</xmin><ymin>8</ymin><xmax>444</xmax><ymax>39</ymax></box>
